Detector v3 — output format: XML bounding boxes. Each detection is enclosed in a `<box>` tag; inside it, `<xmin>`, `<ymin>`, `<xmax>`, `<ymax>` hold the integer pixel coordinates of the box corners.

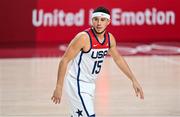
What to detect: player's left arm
<box><xmin>108</xmin><ymin>33</ymin><xmax>144</xmax><ymax>100</ymax></box>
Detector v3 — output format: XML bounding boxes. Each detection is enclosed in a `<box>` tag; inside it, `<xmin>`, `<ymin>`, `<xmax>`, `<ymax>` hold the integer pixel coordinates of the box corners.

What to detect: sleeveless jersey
<box><xmin>68</xmin><ymin>28</ymin><xmax>110</xmax><ymax>82</ymax></box>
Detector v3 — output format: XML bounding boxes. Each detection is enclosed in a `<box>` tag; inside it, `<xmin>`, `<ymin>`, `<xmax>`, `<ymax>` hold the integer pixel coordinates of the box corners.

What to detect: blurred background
<box><xmin>0</xmin><ymin>0</ymin><xmax>180</xmax><ymax>117</ymax></box>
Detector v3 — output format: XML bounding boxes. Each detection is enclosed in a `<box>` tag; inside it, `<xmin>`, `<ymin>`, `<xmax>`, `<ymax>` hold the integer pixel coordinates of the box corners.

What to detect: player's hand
<box><xmin>51</xmin><ymin>88</ymin><xmax>62</xmax><ymax>104</ymax></box>
<box><xmin>132</xmin><ymin>80</ymin><xmax>144</xmax><ymax>100</ymax></box>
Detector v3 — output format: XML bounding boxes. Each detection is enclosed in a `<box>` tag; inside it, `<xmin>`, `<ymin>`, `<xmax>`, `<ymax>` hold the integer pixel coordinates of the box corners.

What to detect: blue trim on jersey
<box><xmin>107</xmin><ymin>32</ymin><xmax>111</xmax><ymax>48</ymax></box>
<box><xmin>91</xmin><ymin>28</ymin><xmax>106</xmax><ymax>45</ymax></box>
<box><xmin>84</xmin><ymin>31</ymin><xmax>92</xmax><ymax>53</ymax></box>
<box><xmin>77</xmin><ymin>51</ymin><xmax>90</xmax><ymax>117</ymax></box>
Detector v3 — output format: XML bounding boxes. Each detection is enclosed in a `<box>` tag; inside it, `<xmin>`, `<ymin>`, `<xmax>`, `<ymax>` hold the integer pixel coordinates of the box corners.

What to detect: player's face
<box><xmin>92</xmin><ymin>17</ymin><xmax>110</xmax><ymax>34</ymax></box>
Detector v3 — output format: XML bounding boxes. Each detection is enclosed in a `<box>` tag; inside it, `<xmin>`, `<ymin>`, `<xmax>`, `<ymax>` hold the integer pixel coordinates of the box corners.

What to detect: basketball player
<box><xmin>51</xmin><ymin>6</ymin><xmax>144</xmax><ymax>117</ymax></box>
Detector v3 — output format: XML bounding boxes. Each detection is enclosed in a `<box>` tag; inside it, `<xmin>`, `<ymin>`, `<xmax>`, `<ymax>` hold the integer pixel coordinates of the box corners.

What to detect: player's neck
<box><xmin>92</xmin><ymin>28</ymin><xmax>106</xmax><ymax>40</ymax></box>
<box><xmin>96</xmin><ymin>32</ymin><xmax>105</xmax><ymax>41</ymax></box>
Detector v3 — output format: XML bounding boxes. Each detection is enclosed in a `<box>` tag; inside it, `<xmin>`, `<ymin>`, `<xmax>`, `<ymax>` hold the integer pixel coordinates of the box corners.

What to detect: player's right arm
<box><xmin>51</xmin><ymin>32</ymin><xmax>87</xmax><ymax>104</ymax></box>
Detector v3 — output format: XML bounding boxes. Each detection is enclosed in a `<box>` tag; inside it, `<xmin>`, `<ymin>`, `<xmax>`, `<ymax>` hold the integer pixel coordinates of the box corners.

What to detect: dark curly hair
<box><xmin>93</xmin><ymin>6</ymin><xmax>110</xmax><ymax>15</ymax></box>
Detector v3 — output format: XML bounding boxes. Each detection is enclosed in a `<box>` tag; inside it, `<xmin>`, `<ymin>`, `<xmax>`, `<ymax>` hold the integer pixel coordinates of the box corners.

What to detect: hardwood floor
<box><xmin>0</xmin><ymin>56</ymin><xmax>180</xmax><ymax>117</ymax></box>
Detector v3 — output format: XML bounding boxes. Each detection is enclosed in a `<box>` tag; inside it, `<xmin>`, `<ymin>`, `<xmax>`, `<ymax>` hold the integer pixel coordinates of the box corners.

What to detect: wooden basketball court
<box><xmin>0</xmin><ymin>56</ymin><xmax>180</xmax><ymax>117</ymax></box>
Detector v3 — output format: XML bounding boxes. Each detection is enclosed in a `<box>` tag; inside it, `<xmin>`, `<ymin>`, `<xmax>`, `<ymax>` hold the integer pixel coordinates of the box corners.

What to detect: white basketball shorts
<box><xmin>64</xmin><ymin>74</ymin><xmax>96</xmax><ymax>117</ymax></box>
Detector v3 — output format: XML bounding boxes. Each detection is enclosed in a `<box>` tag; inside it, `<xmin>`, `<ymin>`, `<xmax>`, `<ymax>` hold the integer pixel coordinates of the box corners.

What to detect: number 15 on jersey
<box><xmin>92</xmin><ymin>60</ymin><xmax>103</xmax><ymax>74</ymax></box>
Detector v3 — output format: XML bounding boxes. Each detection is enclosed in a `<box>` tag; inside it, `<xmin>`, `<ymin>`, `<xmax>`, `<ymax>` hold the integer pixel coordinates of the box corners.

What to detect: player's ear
<box><xmin>107</xmin><ymin>19</ymin><xmax>111</xmax><ymax>25</ymax></box>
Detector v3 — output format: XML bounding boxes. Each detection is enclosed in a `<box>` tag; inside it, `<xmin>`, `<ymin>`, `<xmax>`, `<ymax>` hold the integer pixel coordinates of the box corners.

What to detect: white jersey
<box><xmin>68</xmin><ymin>28</ymin><xmax>110</xmax><ymax>83</ymax></box>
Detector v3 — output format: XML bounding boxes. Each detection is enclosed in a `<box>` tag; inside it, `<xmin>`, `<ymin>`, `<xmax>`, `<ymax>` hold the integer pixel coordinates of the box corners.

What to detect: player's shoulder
<box><xmin>108</xmin><ymin>32</ymin><xmax>115</xmax><ymax>39</ymax></box>
<box><xmin>107</xmin><ymin>32</ymin><xmax>116</xmax><ymax>47</ymax></box>
<box><xmin>75</xmin><ymin>31</ymin><xmax>89</xmax><ymax>40</ymax></box>
<box><xmin>108</xmin><ymin>32</ymin><xmax>116</xmax><ymax>42</ymax></box>
<box><xmin>70</xmin><ymin>31</ymin><xmax>89</xmax><ymax>47</ymax></box>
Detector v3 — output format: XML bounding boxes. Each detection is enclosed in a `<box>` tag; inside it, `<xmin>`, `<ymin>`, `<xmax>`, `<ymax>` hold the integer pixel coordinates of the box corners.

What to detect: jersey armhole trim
<box><xmin>83</xmin><ymin>31</ymin><xmax>92</xmax><ymax>53</ymax></box>
<box><xmin>108</xmin><ymin>32</ymin><xmax>111</xmax><ymax>49</ymax></box>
